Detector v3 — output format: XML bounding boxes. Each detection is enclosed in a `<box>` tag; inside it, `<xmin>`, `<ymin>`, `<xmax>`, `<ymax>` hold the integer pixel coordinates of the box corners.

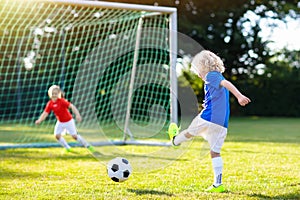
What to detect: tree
<box><xmin>107</xmin><ymin>0</ymin><xmax>298</xmax><ymax>78</ymax></box>
<box><xmin>104</xmin><ymin>0</ymin><xmax>300</xmax><ymax>116</ymax></box>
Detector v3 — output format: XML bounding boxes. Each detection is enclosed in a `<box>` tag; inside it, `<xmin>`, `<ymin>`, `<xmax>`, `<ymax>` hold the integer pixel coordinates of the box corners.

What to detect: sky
<box><xmin>176</xmin><ymin>15</ymin><xmax>300</xmax><ymax>76</ymax></box>
<box><xmin>260</xmin><ymin>16</ymin><xmax>300</xmax><ymax>51</ymax></box>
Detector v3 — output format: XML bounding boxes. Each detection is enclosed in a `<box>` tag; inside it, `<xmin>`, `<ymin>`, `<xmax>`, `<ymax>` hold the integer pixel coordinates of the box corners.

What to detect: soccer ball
<box><xmin>107</xmin><ymin>157</ymin><xmax>132</xmax><ymax>182</ymax></box>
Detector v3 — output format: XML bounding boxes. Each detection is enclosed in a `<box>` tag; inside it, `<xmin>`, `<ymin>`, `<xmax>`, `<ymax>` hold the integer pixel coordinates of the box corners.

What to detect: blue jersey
<box><xmin>200</xmin><ymin>71</ymin><xmax>230</xmax><ymax>128</ymax></box>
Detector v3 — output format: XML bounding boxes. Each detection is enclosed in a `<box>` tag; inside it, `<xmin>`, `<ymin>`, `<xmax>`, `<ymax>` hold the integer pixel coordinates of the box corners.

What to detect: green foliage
<box><xmin>111</xmin><ymin>0</ymin><xmax>300</xmax><ymax>117</ymax></box>
<box><xmin>231</xmin><ymin>49</ymin><xmax>300</xmax><ymax>117</ymax></box>
<box><xmin>233</xmin><ymin>78</ymin><xmax>300</xmax><ymax>117</ymax></box>
<box><xmin>1</xmin><ymin>0</ymin><xmax>299</xmax><ymax>118</ymax></box>
<box><xmin>178</xmin><ymin>70</ymin><xmax>203</xmax><ymax>99</ymax></box>
<box><xmin>173</xmin><ymin>0</ymin><xmax>300</xmax><ymax>117</ymax></box>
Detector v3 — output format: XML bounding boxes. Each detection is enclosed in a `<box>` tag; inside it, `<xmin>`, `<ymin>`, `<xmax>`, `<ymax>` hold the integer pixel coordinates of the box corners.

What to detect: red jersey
<box><xmin>44</xmin><ymin>98</ymin><xmax>72</xmax><ymax>122</ymax></box>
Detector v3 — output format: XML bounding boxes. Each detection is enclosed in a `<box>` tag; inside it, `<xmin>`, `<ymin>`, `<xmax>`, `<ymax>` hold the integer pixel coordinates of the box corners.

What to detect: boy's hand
<box><xmin>238</xmin><ymin>95</ymin><xmax>251</xmax><ymax>106</ymax></box>
<box><xmin>35</xmin><ymin>119</ymin><xmax>41</xmax><ymax>125</ymax></box>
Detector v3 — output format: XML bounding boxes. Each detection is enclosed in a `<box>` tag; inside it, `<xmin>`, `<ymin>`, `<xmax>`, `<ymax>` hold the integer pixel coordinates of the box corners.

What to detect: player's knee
<box><xmin>210</xmin><ymin>150</ymin><xmax>220</xmax><ymax>158</ymax></box>
<box><xmin>184</xmin><ymin>132</ymin><xmax>193</xmax><ymax>139</ymax></box>
<box><xmin>72</xmin><ymin>135</ymin><xmax>77</xmax><ymax>140</ymax></box>
<box><xmin>55</xmin><ymin>134</ymin><xmax>61</xmax><ymax>140</ymax></box>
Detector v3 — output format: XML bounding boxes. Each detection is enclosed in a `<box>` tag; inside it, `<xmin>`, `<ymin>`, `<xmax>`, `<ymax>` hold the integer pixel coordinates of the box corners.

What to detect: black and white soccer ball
<box><xmin>107</xmin><ymin>157</ymin><xmax>132</xmax><ymax>182</ymax></box>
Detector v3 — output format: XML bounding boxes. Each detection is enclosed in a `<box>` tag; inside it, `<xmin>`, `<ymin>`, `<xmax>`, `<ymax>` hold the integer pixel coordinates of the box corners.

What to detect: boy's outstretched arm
<box><xmin>220</xmin><ymin>80</ymin><xmax>251</xmax><ymax>106</ymax></box>
<box><xmin>35</xmin><ymin>111</ymin><xmax>49</xmax><ymax>124</ymax></box>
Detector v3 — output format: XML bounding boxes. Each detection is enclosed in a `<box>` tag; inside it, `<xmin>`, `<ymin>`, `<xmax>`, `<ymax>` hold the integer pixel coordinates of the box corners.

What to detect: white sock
<box><xmin>58</xmin><ymin>137</ymin><xmax>71</xmax><ymax>149</ymax></box>
<box><xmin>173</xmin><ymin>131</ymin><xmax>191</xmax><ymax>145</ymax></box>
<box><xmin>212</xmin><ymin>157</ymin><xmax>223</xmax><ymax>186</ymax></box>
<box><xmin>76</xmin><ymin>135</ymin><xmax>89</xmax><ymax>148</ymax></box>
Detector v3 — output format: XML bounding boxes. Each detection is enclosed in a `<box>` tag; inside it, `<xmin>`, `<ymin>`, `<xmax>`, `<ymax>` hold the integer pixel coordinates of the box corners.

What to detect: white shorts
<box><xmin>54</xmin><ymin>119</ymin><xmax>77</xmax><ymax>136</ymax></box>
<box><xmin>186</xmin><ymin>116</ymin><xmax>227</xmax><ymax>153</ymax></box>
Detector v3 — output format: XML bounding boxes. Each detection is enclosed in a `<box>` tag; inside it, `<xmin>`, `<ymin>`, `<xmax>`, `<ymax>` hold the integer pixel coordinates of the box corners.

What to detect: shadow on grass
<box><xmin>249</xmin><ymin>192</ymin><xmax>300</xmax><ymax>200</ymax></box>
<box><xmin>127</xmin><ymin>189</ymin><xmax>174</xmax><ymax>197</ymax></box>
<box><xmin>248</xmin><ymin>182</ymin><xmax>300</xmax><ymax>200</ymax></box>
<box><xmin>0</xmin><ymin>168</ymin><xmax>41</xmax><ymax>179</ymax></box>
<box><xmin>92</xmin><ymin>151</ymin><xmax>189</xmax><ymax>162</ymax></box>
<box><xmin>222</xmin><ymin>149</ymin><xmax>300</xmax><ymax>156</ymax></box>
<box><xmin>0</xmin><ymin>148</ymin><xmax>190</xmax><ymax>163</ymax></box>
<box><xmin>0</xmin><ymin>149</ymin><xmax>91</xmax><ymax>160</ymax></box>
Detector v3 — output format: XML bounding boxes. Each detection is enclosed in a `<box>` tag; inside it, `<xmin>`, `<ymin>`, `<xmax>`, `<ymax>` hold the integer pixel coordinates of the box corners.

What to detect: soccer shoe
<box><xmin>65</xmin><ymin>148</ymin><xmax>73</xmax><ymax>153</ymax></box>
<box><xmin>168</xmin><ymin>123</ymin><xmax>179</xmax><ymax>146</ymax></box>
<box><xmin>205</xmin><ymin>184</ymin><xmax>226</xmax><ymax>193</ymax></box>
<box><xmin>87</xmin><ymin>145</ymin><xmax>95</xmax><ymax>153</ymax></box>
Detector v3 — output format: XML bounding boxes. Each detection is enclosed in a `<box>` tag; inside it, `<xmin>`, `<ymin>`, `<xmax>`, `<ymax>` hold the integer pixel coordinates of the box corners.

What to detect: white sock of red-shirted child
<box><xmin>212</xmin><ymin>157</ymin><xmax>223</xmax><ymax>186</ymax></box>
<box><xmin>76</xmin><ymin>135</ymin><xmax>89</xmax><ymax>148</ymax></box>
<box><xmin>58</xmin><ymin>137</ymin><xmax>71</xmax><ymax>149</ymax></box>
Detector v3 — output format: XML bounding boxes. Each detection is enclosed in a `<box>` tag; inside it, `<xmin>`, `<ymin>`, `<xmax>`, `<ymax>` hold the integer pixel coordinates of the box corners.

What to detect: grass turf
<box><xmin>0</xmin><ymin>117</ymin><xmax>299</xmax><ymax>199</ymax></box>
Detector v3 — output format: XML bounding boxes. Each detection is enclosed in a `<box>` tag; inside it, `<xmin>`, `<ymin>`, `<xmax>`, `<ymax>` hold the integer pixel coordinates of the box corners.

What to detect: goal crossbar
<box><xmin>40</xmin><ymin>0</ymin><xmax>177</xmax><ymax>13</ymax></box>
<box><xmin>0</xmin><ymin>0</ymin><xmax>178</xmax><ymax>149</ymax></box>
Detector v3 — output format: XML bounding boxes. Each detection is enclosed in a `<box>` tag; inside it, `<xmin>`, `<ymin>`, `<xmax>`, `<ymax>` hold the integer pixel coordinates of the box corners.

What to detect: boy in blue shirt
<box><xmin>169</xmin><ymin>50</ymin><xmax>251</xmax><ymax>193</ymax></box>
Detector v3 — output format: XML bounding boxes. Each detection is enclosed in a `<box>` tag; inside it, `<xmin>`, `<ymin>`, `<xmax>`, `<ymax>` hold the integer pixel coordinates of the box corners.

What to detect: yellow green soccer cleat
<box><xmin>168</xmin><ymin>123</ymin><xmax>179</xmax><ymax>146</ymax></box>
<box><xmin>87</xmin><ymin>145</ymin><xmax>95</xmax><ymax>153</ymax></box>
<box><xmin>65</xmin><ymin>148</ymin><xmax>73</xmax><ymax>153</ymax></box>
<box><xmin>205</xmin><ymin>184</ymin><xmax>226</xmax><ymax>193</ymax></box>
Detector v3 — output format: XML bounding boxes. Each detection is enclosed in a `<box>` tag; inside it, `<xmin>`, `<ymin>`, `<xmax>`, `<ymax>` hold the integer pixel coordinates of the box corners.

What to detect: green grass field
<box><xmin>1</xmin><ymin>117</ymin><xmax>300</xmax><ymax>199</ymax></box>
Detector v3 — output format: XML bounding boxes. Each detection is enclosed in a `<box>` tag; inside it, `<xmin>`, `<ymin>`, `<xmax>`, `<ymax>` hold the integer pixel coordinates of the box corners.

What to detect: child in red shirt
<box><xmin>36</xmin><ymin>85</ymin><xmax>94</xmax><ymax>153</ymax></box>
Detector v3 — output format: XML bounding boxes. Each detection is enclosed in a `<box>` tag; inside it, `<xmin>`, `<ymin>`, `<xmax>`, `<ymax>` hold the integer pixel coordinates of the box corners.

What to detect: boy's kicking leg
<box><xmin>168</xmin><ymin>123</ymin><xmax>192</xmax><ymax>146</ymax></box>
<box><xmin>168</xmin><ymin>120</ymin><xmax>226</xmax><ymax>193</ymax></box>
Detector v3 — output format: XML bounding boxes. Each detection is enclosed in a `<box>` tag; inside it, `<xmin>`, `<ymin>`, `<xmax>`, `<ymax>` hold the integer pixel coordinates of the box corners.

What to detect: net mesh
<box><xmin>0</xmin><ymin>0</ymin><xmax>174</xmax><ymax>146</ymax></box>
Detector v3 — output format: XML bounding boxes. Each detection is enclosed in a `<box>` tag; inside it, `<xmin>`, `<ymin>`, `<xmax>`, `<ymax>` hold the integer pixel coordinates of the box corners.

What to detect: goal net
<box><xmin>0</xmin><ymin>0</ymin><xmax>178</xmax><ymax>149</ymax></box>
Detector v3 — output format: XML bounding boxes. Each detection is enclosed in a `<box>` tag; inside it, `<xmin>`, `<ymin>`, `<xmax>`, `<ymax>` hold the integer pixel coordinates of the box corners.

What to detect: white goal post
<box><xmin>0</xmin><ymin>0</ymin><xmax>178</xmax><ymax>148</ymax></box>
<box><xmin>46</xmin><ymin>0</ymin><xmax>179</xmax><ymax>126</ymax></box>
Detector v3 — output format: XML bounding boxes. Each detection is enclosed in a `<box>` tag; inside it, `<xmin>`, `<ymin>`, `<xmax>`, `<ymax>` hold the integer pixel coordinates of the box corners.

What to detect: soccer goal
<box><xmin>0</xmin><ymin>0</ymin><xmax>178</xmax><ymax>149</ymax></box>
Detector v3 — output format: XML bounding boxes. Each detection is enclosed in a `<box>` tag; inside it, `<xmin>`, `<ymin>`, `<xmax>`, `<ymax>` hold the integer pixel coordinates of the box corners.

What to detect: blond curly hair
<box><xmin>191</xmin><ymin>50</ymin><xmax>225</xmax><ymax>76</ymax></box>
